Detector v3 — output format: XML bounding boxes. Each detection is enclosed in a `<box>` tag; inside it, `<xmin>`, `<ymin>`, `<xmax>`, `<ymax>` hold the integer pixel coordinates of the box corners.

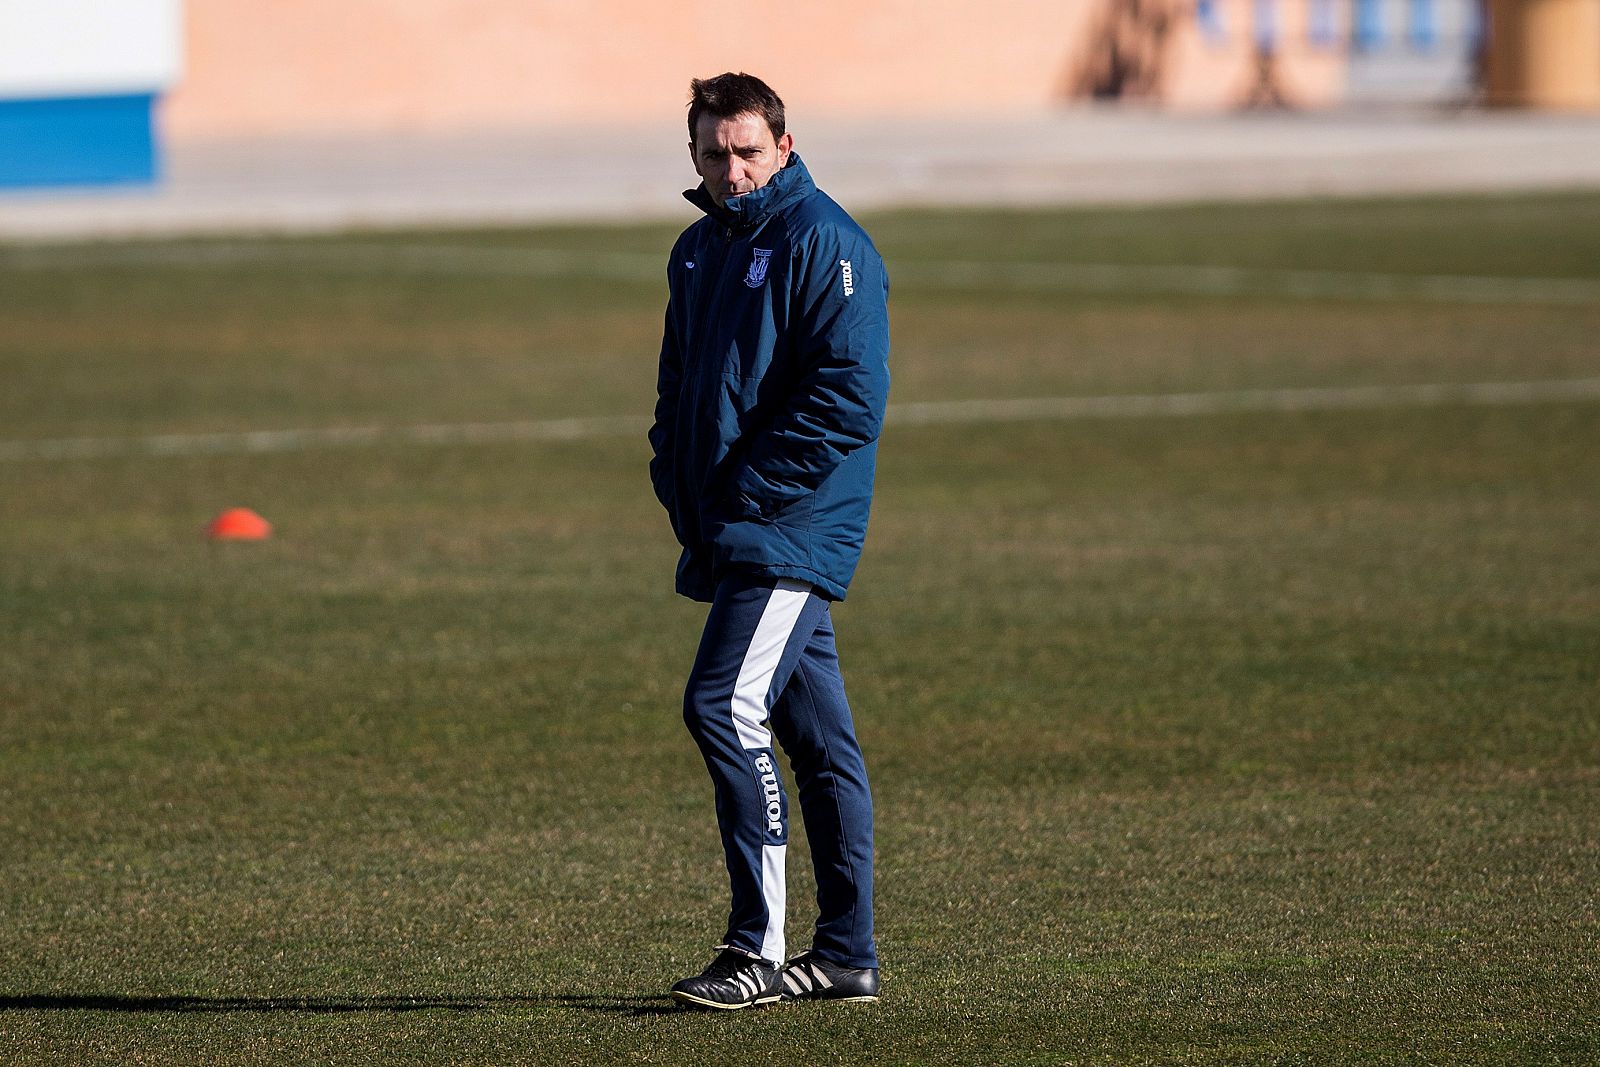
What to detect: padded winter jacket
<box><xmin>649</xmin><ymin>153</ymin><xmax>890</xmax><ymax>602</ymax></box>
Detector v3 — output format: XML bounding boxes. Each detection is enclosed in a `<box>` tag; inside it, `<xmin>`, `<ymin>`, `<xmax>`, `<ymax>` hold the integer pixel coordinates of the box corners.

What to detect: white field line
<box><xmin>4</xmin><ymin>239</ymin><xmax>1599</xmax><ymax>306</ymax></box>
<box><xmin>4</xmin><ymin>378</ymin><xmax>1599</xmax><ymax>463</ymax></box>
<box><xmin>887</xmin><ymin>377</ymin><xmax>1600</xmax><ymax>426</ymax></box>
<box><xmin>0</xmin><ymin>415</ymin><xmax>654</xmax><ymax>462</ymax></box>
<box><xmin>0</xmin><ymin>241</ymin><xmax>667</xmax><ymax>282</ymax></box>
<box><xmin>893</xmin><ymin>259</ymin><xmax>1600</xmax><ymax>307</ymax></box>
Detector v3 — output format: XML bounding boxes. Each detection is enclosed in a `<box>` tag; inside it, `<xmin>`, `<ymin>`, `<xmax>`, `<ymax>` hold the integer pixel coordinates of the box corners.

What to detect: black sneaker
<box><xmin>779</xmin><ymin>950</ymin><xmax>881</xmax><ymax>1002</ymax></box>
<box><xmin>669</xmin><ymin>947</ymin><xmax>783</xmax><ymax>1010</ymax></box>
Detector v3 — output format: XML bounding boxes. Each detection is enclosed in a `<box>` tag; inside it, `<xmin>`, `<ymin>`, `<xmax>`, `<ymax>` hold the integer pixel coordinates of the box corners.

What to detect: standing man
<box><xmin>649</xmin><ymin>72</ymin><xmax>890</xmax><ymax>1011</ymax></box>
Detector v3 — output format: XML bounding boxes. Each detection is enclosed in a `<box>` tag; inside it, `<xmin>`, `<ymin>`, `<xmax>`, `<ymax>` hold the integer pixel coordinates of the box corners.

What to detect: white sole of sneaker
<box><xmin>670</xmin><ymin>990</ymin><xmax>781</xmax><ymax>1010</ymax></box>
<box><xmin>781</xmin><ymin>994</ymin><xmax>880</xmax><ymax>1004</ymax></box>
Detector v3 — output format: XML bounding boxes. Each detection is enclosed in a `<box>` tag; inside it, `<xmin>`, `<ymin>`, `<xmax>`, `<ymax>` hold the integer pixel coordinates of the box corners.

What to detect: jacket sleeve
<box><xmin>728</xmin><ymin>226</ymin><xmax>890</xmax><ymax>519</ymax></box>
<box><xmin>647</xmin><ymin>271</ymin><xmax>683</xmax><ymax>522</ymax></box>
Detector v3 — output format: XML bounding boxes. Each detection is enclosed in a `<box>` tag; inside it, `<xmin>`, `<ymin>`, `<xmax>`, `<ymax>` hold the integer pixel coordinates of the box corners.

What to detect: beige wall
<box><xmin>162</xmin><ymin>0</ymin><xmax>1110</xmax><ymax>139</ymax></box>
<box><xmin>162</xmin><ymin>0</ymin><xmax>1363</xmax><ymax>140</ymax></box>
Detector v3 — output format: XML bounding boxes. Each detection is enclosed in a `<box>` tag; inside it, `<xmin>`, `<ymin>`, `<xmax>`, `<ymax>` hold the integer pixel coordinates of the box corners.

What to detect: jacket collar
<box><xmin>683</xmin><ymin>152</ymin><xmax>816</xmax><ymax>232</ymax></box>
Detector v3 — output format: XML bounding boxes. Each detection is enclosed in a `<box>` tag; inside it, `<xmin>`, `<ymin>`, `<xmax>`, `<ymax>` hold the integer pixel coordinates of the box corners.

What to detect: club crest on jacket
<box><xmin>743</xmin><ymin>248</ymin><xmax>773</xmax><ymax>288</ymax></box>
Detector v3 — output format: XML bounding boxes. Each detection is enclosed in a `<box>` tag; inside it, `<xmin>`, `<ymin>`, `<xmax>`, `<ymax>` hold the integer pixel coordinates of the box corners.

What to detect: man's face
<box><xmin>690</xmin><ymin>111</ymin><xmax>793</xmax><ymax>209</ymax></box>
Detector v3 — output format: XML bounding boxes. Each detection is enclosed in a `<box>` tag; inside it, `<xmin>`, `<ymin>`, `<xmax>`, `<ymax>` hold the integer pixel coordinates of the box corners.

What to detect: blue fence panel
<box><xmin>0</xmin><ymin>93</ymin><xmax>158</xmax><ymax>190</ymax></box>
<box><xmin>1308</xmin><ymin>0</ymin><xmax>1341</xmax><ymax>46</ymax></box>
<box><xmin>1354</xmin><ymin>0</ymin><xmax>1386</xmax><ymax>50</ymax></box>
<box><xmin>1254</xmin><ymin>0</ymin><xmax>1279</xmax><ymax>48</ymax></box>
<box><xmin>1408</xmin><ymin>0</ymin><xmax>1438</xmax><ymax>49</ymax></box>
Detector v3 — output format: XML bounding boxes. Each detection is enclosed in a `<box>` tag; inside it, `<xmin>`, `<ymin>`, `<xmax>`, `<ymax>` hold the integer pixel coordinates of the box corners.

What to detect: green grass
<box><xmin>2</xmin><ymin>191</ymin><xmax>1598</xmax><ymax>1064</ymax></box>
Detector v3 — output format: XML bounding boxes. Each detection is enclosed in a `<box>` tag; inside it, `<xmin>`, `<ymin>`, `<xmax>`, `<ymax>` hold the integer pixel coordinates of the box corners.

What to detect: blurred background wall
<box><xmin>3</xmin><ymin>0</ymin><xmax>1597</xmax><ymax>193</ymax></box>
<box><xmin>160</xmin><ymin>0</ymin><xmax>1492</xmax><ymax>138</ymax></box>
<box><xmin>162</xmin><ymin>0</ymin><xmax>1101</xmax><ymax>137</ymax></box>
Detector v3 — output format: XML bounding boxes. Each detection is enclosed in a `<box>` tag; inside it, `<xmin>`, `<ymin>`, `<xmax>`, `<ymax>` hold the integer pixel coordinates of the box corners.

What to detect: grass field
<box><xmin>2</xmin><ymin>191</ymin><xmax>1598</xmax><ymax>1065</ymax></box>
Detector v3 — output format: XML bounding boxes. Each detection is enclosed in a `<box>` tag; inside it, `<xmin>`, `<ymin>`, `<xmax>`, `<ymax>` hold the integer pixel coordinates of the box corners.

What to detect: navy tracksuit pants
<box><xmin>683</xmin><ymin>573</ymin><xmax>877</xmax><ymax>969</ymax></box>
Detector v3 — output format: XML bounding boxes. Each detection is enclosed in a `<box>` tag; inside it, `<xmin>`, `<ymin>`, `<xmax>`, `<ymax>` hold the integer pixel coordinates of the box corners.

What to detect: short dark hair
<box><xmin>687</xmin><ymin>72</ymin><xmax>786</xmax><ymax>147</ymax></box>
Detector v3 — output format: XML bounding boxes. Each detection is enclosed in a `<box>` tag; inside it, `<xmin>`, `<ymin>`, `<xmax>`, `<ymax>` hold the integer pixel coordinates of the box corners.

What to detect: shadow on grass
<box><xmin>0</xmin><ymin>994</ymin><xmax>679</xmax><ymax>1017</ymax></box>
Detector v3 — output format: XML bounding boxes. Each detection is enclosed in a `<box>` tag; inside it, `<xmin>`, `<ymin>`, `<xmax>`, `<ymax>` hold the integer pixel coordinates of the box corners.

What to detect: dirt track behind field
<box><xmin>3</xmin><ymin>108</ymin><xmax>1600</xmax><ymax>240</ymax></box>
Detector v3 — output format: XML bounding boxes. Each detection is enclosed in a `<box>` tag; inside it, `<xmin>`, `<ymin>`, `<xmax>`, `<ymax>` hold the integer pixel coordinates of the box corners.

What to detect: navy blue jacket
<box><xmin>649</xmin><ymin>154</ymin><xmax>890</xmax><ymax>602</ymax></box>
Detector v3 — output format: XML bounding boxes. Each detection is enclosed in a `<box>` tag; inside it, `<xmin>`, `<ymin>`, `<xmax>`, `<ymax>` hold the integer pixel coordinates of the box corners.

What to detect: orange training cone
<box><xmin>207</xmin><ymin>507</ymin><xmax>272</xmax><ymax>541</ymax></box>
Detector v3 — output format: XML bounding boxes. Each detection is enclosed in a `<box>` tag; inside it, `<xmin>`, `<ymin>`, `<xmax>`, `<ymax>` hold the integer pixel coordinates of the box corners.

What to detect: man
<box><xmin>648</xmin><ymin>72</ymin><xmax>890</xmax><ymax>1011</ymax></box>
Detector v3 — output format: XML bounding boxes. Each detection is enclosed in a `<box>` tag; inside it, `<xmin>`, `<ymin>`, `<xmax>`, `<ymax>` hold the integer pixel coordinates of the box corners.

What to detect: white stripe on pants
<box><xmin>731</xmin><ymin>578</ymin><xmax>809</xmax><ymax>962</ymax></box>
<box><xmin>729</xmin><ymin>578</ymin><xmax>812</xmax><ymax>750</ymax></box>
